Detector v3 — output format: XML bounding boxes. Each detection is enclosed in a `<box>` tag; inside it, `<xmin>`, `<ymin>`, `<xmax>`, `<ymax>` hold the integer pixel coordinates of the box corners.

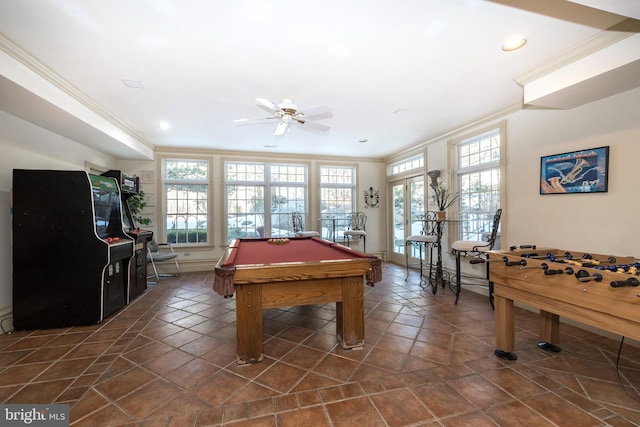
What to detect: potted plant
<box><xmin>127</xmin><ymin>190</ymin><xmax>152</xmax><ymax>227</ymax></box>
<box><xmin>433</xmin><ymin>181</ymin><xmax>459</xmax><ymax>220</ymax></box>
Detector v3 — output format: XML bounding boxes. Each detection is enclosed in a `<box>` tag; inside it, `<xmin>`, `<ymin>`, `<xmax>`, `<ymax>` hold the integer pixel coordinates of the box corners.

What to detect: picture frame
<box><xmin>540</xmin><ymin>146</ymin><xmax>609</xmax><ymax>194</ymax></box>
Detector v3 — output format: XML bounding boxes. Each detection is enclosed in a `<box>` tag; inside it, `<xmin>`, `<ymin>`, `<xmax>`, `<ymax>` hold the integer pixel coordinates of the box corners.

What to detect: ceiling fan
<box><xmin>234</xmin><ymin>98</ymin><xmax>332</xmax><ymax>136</ymax></box>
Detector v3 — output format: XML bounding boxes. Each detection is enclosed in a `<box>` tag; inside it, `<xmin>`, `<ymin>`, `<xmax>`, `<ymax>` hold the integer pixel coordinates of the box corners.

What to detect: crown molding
<box><xmin>515</xmin><ymin>20</ymin><xmax>638</xmax><ymax>86</ymax></box>
<box><xmin>0</xmin><ymin>33</ymin><xmax>155</xmax><ymax>152</ymax></box>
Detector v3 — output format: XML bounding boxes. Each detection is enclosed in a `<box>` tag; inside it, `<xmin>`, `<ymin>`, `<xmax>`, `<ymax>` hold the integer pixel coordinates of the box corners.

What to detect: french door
<box><xmin>388</xmin><ymin>175</ymin><xmax>424</xmax><ymax>265</ymax></box>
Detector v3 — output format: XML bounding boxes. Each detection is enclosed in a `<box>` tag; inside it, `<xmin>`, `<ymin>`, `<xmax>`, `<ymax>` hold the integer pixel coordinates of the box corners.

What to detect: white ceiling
<box><xmin>0</xmin><ymin>0</ymin><xmax>638</xmax><ymax>160</ymax></box>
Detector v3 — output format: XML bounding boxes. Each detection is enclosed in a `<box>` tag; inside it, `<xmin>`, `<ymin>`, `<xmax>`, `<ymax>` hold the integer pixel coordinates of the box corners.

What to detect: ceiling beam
<box><xmin>0</xmin><ymin>34</ymin><xmax>154</xmax><ymax>160</ymax></box>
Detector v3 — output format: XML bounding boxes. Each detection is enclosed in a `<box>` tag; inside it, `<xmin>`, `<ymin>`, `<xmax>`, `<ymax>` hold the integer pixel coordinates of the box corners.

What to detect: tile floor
<box><xmin>1</xmin><ymin>263</ymin><xmax>639</xmax><ymax>426</ymax></box>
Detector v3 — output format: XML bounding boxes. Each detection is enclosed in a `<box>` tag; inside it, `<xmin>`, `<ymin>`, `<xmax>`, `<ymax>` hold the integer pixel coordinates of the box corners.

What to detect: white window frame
<box><xmin>388</xmin><ymin>154</ymin><xmax>424</xmax><ymax>176</ymax></box>
<box><xmin>162</xmin><ymin>158</ymin><xmax>210</xmax><ymax>246</ymax></box>
<box><xmin>452</xmin><ymin>123</ymin><xmax>505</xmax><ymax>247</ymax></box>
<box><xmin>319</xmin><ymin>165</ymin><xmax>356</xmax><ymax>241</ymax></box>
<box><xmin>225</xmin><ymin>161</ymin><xmax>308</xmax><ymax>242</ymax></box>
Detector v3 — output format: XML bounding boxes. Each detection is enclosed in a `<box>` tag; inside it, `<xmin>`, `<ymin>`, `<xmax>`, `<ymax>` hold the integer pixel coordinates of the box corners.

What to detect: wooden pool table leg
<box><xmin>336</xmin><ymin>276</ymin><xmax>365</xmax><ymax>349</ymax></box>
<box><xmin>235</xmin><ymin>284</ymin><xmax>264</xmax><ymax>364</ymax></box>
<box><xmin>494</xmin><ymin>294</ymin><xmax>517</xmax><ymax>360</ymax></box>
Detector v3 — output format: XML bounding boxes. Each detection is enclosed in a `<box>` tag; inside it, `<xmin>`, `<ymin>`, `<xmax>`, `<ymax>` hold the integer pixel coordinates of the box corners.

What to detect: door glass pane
<box><xmin>409</xmin><ymin>179</ymin><xmax>424</xmax><ymax>235</ymax></box>
<box><xmin>408</xmin><ymin>178</ymin><xmax>425</xmax><ymax>258</ymax></box>
<box><xmin>392</xmin><ymin>183</ymin><xmax>405</xmax><ymax>255</ymax></box>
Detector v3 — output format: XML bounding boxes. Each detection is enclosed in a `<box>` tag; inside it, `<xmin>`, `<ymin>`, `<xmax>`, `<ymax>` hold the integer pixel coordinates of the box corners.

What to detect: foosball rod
<box><xmin>522</xmin><ymin>252</ymin><xmax>572</xmax><ymax>261</ymax></box>
<box><xmin>596</xmin><ymin>262</ymin><xmax>640</xmax><ymax>273</ymax></box>
<box><xmin>544</xmin><ymin>267</ymin><xmax>574</xmax><ymax>275</ymax></box>
<box><xmin>521</xmin><ymin>252</ymin><xmax>616</xmax><ymax>265</ymax></box>
<box><xmin>574</xmin><ymin>269</ymin><xmax>602</xmax><ymax>282</ymax></box>
<box><xmin>469</xmin><ymin>256</ymin><xmax>507</xmax><ymax>264</ymax></box>
<box><xmin>509</xmin><ymin>244</ymin><xmax>537</xmax><ymax>251</ymax></box>
<box><xmin>578</xmin><ymin>255</ymin><xmax>617</xmax><ymax>265</ymax></box>
<box><xmin>520</xmin><ymin>262</ymin><xmax>548</xmax><ymax>270</ymax></box>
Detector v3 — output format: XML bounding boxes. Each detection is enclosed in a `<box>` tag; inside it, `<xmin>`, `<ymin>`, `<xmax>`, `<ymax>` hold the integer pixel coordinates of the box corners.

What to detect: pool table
<box><xmin>213</xmin><ymin>237</ymin><xmax>382</xmax><ymax>364</ymax></box>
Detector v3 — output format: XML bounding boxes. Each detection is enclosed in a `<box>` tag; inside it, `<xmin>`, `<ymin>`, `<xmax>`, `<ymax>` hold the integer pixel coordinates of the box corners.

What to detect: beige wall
<box><xmin>505</xmin><ymin>86</ymin><xmax>640</xmax><ymax>257</ymax></box>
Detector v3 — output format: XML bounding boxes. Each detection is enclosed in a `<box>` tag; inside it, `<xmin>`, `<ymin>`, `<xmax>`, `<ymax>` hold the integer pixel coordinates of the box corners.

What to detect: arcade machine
<box><xmin>102</xmin><ymin>170</ymin><xmax>153</xmax><ymax>300</ymax></box>
<box><xmin>12</xmin><ymin>169</ymin><xmax>134</xmax><ymax>329</ymax></box>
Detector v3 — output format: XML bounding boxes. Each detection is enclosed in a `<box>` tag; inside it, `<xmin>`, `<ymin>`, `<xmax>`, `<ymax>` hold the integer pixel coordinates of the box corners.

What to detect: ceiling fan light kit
<box><xmin>235</xmin><ymin>97</ymin><xmax>332</xmax><ymax>135</ymax></box>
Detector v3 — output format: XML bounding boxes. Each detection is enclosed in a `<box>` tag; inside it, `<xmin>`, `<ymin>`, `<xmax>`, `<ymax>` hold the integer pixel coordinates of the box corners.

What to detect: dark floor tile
<box><xmin>485</xmin><ymin>400</ymin><xmax>555</xmax><ymax>426</ymax></box>
<box><xmin>312</xmin><ymin>354</ymin><xmax>360</xmax><ymax>382</ymax></box>
<box><xmin>413</xmin><ymin>380</ymin><xmax>476</xmax><ymax>419</ymax></box>
<box><xmin>522</xmin><ymin>392</ymin><xmax>603</xmax><ymax>426</ymax></box>
<box><xmin>6</xmin><ymin>378</ymin><xmax>74</xmax><ymax>403</ymax></box>
<box><xmin>192</xmin><ymin>370</ymin><xmax>251</xmax><ymax>405</ymax></box>
<box><xmin>447</xmin><ymin>373</ymin><xmax>514</xmax><ymax>409</ymax></box>
<box><xmin>482</xmin><ymin>366</ymin><xmax>546</xmax><ymax>399</ymax></box>
<box><xmin>94</xmin><ymin>366</ymin><xmax>156</xmax><ymax>401</ymax></box>
<box><xmin>255</xmin><ymin>362</ymin><xmax>307</xmax><ymax>393</ymax></box>
<box><xmin>0</xmin><ymin>362</ymin><xmax>51</xmax><ymax>386</ymax></box>
<box><xmin>325</xmin><ymin>397</ymin><xmax>386</xmax><ymax>427</ymax></box>
<box><xmin>276</xmin><ymin>406</ymin><xmax>331</xmax><ymax>427</ymax></box>
<box><xmin>370</xmin><ymin>388</ymin><xmax>433</xmax><ymax>426</ymax></box>
<box><xmin>440</xmin><ymin>410</ymin><xmax>500</xmax><ymax>427</ymax></box>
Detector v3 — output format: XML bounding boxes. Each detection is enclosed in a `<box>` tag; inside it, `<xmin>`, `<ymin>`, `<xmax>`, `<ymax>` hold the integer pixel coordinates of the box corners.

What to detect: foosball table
<box><xmin>488</xmin><ymin>245</ymin><xmax>640</xmax><ymax>360</ymax></box>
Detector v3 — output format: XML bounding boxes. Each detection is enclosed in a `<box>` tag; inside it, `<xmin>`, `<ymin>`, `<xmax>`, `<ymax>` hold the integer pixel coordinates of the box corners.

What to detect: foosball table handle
<box><xmin>544</xmin><ymin>267</ymin><xmax>574</xmax><ymax>276</ymax></box>
<box><xmin>610</xmin><ymin>278</ymin><xmax>640</xmax><ymax>288</ymax></box>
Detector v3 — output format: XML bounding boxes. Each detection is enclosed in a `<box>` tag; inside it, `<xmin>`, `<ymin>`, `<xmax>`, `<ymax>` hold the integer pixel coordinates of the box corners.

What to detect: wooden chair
<box><xmin>451</xmin><ymin>208</ymin><xmax>502</xmax><ymax>305</ymax></box>
<box><xmin>147</xmin><ymin>239</ymin><xmax>180</xmax><ymax>282</ymax></box>
<box><xmin>291</xmin><ymin>212</ymin><xmax>320</xmax><ymax>237</ymax></box>
<box><xmin>344</xmin><ymin>212</ymin><xmax>367</xmax><ymax>252</ymax></box>
<box><xmin>405</xmin><ymin>211</ymin><xmax>442</xmax><ymax>290</ymax></box>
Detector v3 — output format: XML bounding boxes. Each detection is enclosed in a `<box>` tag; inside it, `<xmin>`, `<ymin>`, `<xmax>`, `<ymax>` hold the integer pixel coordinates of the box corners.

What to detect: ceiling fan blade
<box><xmin>256</xmin><ymin>98</ymin><xmax>280</xmax><ymax>112</ymax></box>
<box><xmin>299</xmin><ymin>105</ymin><xmax>332</xmax><ymax>119</ymax></box>
<box><xmin>233</xmin><ymin>116</ymin><xmax>278</xmax><ymax>124</ymax></box>
<box><xmin>274</xmin><ymin>120</ymin><xmax>288</xmax><ymax>136</ymax></box>
<box><xmin>301</xmin><ymin>121</ymin><xmax>330</xmax><ymax>132</ymax></box>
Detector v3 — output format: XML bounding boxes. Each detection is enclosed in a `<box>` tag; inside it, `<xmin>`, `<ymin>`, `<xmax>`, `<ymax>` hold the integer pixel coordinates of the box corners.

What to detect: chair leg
<box><xmin>454</xmin><ymin>251</ymin><xmax>462</xmax><ymax>305</ymax></box>
<box><xmin>405</xmin><ymin>243</ymin><xmax>411</xmax><ymax>280</ymax></box>
<box><xmin>149</xmin><ymin>258</ymin><xmax>160</xmax><ymax>283</ymax></box>
<box><xmin>486</xmin><ymin>263</ymin><xmax>494</xmax><ymax>309</ymax></box>
<box><xmin>427</xmin><ymin>244</ymin><xmax>436</xmax><ymax>294</ymax></box>
<box><xmin>417</xmin><ymin>244</ymin><xmax>426</xmax><ymax>288</ymax></box>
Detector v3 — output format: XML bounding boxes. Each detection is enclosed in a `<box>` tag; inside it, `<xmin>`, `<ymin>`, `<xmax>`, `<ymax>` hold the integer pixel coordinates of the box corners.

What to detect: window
<box><xmin>226</xmin><ymin>162</ymin><xmax>307</xmax><ymax>242</ymax></box>
<box><xmin>163</xmin><ymin>159</ymin><xmax>209</xmax><ymax>244</ymax></box>
<box><xmin>388</xmin><ymin>154</ymin><xmax>424</xmax><ymax>176</ymax></box>
<box><xmin>455</xmin><ymin>128</ymin><xmax>502</xmax><ymax>246</ymax></box>
<box><xmin>319</xmin><ymin>166</ymin><xmax>355</xmax><ymax>241</ymax></box>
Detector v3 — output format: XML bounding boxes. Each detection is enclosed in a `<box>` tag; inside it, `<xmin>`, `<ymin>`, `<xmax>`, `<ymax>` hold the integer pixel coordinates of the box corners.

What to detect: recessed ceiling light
<box><xmin>158</xmin><ymin>121</ymin><xmax>171</xmax><ymax>130</ymax></box>
<box><xmin>394</xmin><ymin>108</ymin><xmax>409</xmax><ymax>115</ymax></box>
<box><xmin>122</xmin><ymin>79</ymin><xmax>144</xmax><ymax>89</ymax></box>
<box><xmin>264</xmin><ymin>145</ymin><xmax>278</xmax><ymax>148</ymax></box>
<box><xmin>502</xmin><ymin>37</ymin><xmax>526</xmax><ymax>52</ymax></box>
<box><xmin>358</xmin><ymin>139</ymin><xmax>368</xmax><ymax>143</ymax></box>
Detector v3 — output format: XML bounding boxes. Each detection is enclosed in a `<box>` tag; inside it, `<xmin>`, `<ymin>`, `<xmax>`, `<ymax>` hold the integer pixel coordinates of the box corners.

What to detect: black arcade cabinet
<box><xmin>12</xmin><ymin>169</ymin><xmax>134</xmax><ymax>329</ymax></box>
<box><xmin>102</xmin><ymin>170</ymin><xmax>153</xmax><ymax>300</ymax></box>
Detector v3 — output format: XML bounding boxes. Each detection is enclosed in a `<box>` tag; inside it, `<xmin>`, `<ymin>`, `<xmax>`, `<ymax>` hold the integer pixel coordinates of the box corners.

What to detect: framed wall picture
<box><xmin>540</xmin><ymin>146</ymin><xmax>609</xmax><ymax>194</ymax></box>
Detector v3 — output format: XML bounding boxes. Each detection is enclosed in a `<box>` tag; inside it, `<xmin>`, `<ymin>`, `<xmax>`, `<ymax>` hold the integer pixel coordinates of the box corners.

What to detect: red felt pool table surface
<box><xmin>226</xmin><ymin>237</ymin><xmax>372</xmax><ymax>266</ymax></box>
